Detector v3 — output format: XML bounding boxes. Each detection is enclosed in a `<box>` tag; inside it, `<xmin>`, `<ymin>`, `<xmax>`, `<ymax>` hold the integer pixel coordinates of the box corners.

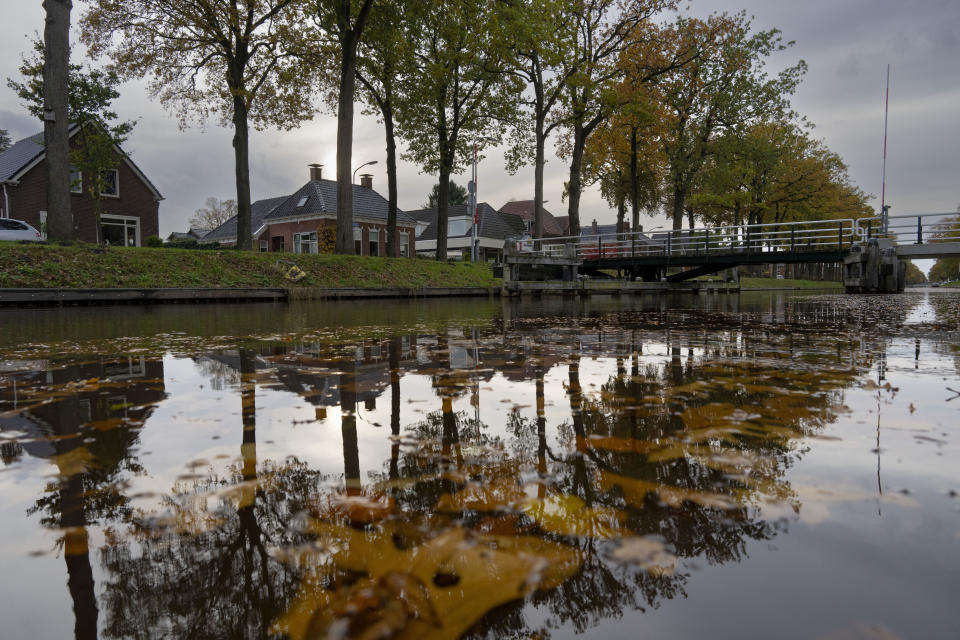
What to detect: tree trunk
<box><xmin>534</xmin><ymin>122</ymin><xmax>546</xmax><ymax>239</ymax></box>
<box><xmin>43</xmin><ymin>0</ymin><xmax>72</xmax><ymax>241</ymax></box>
<box><xmin>672</xmin><ymin>185</ymin><xmax>685</xmax><ymax>231</ymax></box>
<box><xmin>616</xmin><ymin>190</ymin><xmax>626</xmax><ymax>234</ymax></box>
<box><xmin>384</xmin><ymin>101</ymin><xmax>398</xmax><ymax>257</ymax></box>
<box><xmin>333</xmin><ymin>0</ymin><xmax>374</xmax><ymax>255</ymax></box>
<box><xmin>630</xmin><ymin>126</ymin><xmax>640</xmax><ymax>232</ymax></box>
<box><xmin>566</xmin><ymin>124</ymin><xmax>585</xmax><ymax>239</ymax></box>
<box><xmin>335</xmin><ymin>32</ymin><xmax>358</xmax><ymax>254</ymax></box>
<box><xmin>436</xmin><ymin>156</ymin><xmax>450</xmax><ymax>260</ymax></box>
<box><xmin>232</xmin><ymin>94</ymin><xmax>252</xmax><ymax>250</ymax></box>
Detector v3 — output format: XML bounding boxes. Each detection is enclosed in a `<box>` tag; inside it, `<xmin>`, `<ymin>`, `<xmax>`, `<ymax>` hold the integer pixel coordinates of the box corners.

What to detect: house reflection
<box><xmin>0</xmin><ymin>357</ymin><xmax>166</xmax><ymax>640</ymax></box>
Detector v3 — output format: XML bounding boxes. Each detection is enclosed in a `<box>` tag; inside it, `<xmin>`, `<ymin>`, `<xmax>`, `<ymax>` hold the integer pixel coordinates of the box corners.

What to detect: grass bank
<box><xmin>0</xmin><ymin>243</ymin><xmax>499</xmax><ymax>289</ymax></box>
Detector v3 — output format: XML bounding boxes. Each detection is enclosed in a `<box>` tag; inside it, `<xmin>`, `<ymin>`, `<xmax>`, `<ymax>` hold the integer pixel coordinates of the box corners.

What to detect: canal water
<box><xmin>0</xmin><ymin>291</ymin><xmax>957</xmax><ymax>639</ymax></box>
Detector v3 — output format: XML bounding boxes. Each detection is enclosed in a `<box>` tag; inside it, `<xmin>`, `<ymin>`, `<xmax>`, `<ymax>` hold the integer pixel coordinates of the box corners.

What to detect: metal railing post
<box><xmin>666</xmin><ymin>231</ymin><xmax>672</xmax><ymax>257</ymax></box>
<box><xmin>704</xmin><ymin>228</ymin><xmax>709</xmax><ymax>253</ymax></box>
<box><xmin>632</xmin><ymin>234</ymin><xmax>636</xmax><ymax>258</ymax></box>
<box><xmin>838</xmin><ymin>221</ymin><xmax>843</xmax><ymax>250</ymax></box>
<box><xmin>791</xmin><ymin>227</ymin><xmax>795</xmax><ymax>253</ymax></box>
<box><xmin>598</xmin><ymin>234</ymin><xmax>603</xmax><ymax>258</ymax></box>
<box><xmin>916</xmin><ymin>216</ymin><xmax>923</xmax><ymax>244</ymax></box>
<box><xmin>867</xmin><ymin>220</ymin><xmax>872</xmax><ymax>239</ymax></box>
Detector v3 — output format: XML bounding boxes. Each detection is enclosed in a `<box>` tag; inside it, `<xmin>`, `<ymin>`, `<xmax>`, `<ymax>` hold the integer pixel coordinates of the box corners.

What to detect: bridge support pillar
<box><xmin>843</xmin><ymin>239</ymin><xmax>905</xmax><ymax>293</ymax></box>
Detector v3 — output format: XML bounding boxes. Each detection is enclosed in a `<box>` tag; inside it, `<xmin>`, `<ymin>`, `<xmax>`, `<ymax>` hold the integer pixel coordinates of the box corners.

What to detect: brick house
<box><xmin>202</xmin><ymin>165</ymin><xmax>417</xmax><ymax>257</ymax></box>
<box><xmin>498</xmin><ymin>200</ymin><xmax>566</xmax><ymax>237</ymax></box>
<box><xmin>0</xmin><ymin>127</ymin><xmax>163</xmax><ymax>245</ymax></box>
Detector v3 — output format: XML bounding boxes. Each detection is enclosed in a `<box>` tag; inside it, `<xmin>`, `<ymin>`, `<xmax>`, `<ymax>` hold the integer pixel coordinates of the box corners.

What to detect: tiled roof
<box><xmin>201</xmin><ymin>195</ymin><xmax>288</xmax><ymax>243</ymax></box>
<box><xmin>0</xmin><ymin>133</ymin><xmax>45</xmax><ymax>182</ymax></box>
<box><xmin>264</xmin><ymin>179</ymin><xmax>415</xmax><ymax>226</ymax></box>
<box><xmin>498</xmin><ymin>200</ymin><xmax>565</xmax><ymax>236</ymax></box>
<box><xmin>554</xmin><ymin>216</ymin><xmax>570</xmax><ymax>235</ymax></box>
<box><xmin>0</xmin><ymin>126</ymin><xmax>163</xmax><ymax>200</ymax></box>
<box><xmin>412</xmin><ymin>203</ymin><xmax>524</xmax><ymax>242</ymax></box>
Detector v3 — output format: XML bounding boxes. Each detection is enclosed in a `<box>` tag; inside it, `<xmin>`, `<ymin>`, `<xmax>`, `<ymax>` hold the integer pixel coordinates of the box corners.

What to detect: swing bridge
<box><xmin>503</xmin><ymin>212</ymin><xmax>960</xmax><ymax>293</ymax></box>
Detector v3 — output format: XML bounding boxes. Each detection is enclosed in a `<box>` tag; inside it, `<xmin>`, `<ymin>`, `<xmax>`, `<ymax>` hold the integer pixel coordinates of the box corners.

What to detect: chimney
<box><xmin>309</xmin><ymin>163</ymin><xmax>323</xmax><ymax>181</ymax></box>
<box><xmin>592</xmin><ymin>219</ymin><xmax>599</xmax><ymax>234</ymax></box>
<box><xmin>359</xmin><ymin>173</ymin><xmax>373</xmax><ymax>189</ymax></box>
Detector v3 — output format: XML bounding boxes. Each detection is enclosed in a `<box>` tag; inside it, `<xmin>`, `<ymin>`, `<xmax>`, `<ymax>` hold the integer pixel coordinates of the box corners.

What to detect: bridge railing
<box><xmin>517</xmin><ymin>218</ymin><xmax>857</xmax><ymax>260</ymax></box>
<box><xmin>854</xmin><ymin>212</ymin><xmax>960</xmax><ymax>244</ymax></box>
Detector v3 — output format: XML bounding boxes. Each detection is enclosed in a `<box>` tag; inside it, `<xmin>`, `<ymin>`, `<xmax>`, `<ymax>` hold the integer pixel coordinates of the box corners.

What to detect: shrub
<box><xmin>145</xmin><ymin>235</ymin><xmax>163</xmax><ymax>248</ymax></box>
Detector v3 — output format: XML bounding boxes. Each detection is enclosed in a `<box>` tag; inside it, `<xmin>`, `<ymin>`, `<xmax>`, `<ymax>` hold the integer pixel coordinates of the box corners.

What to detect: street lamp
<box><xmin>353</xmin><ymin>160</ymin><xmax>378</xmax><ymax>184</ymax></box>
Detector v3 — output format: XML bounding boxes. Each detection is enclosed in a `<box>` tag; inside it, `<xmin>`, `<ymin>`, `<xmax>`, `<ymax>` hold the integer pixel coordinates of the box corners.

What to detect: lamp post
<box><xmin>353</xmin><ymin>160</ymin><xmax>378</xmax><ymax>184</ymax></box>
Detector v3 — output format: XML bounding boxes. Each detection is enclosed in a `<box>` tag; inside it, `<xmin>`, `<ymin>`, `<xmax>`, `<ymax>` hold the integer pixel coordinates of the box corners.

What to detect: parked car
<box><xmin>0</xmin><ymin>218</ymin><xmax>42</xmax><ymax>242</ymax></box>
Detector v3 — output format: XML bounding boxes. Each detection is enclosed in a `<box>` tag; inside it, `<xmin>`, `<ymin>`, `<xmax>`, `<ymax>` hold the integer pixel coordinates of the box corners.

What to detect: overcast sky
<box><xmin>1</xmin><ymin>1</ymin><xmax>957</xmax><ymax>253</ymax></box>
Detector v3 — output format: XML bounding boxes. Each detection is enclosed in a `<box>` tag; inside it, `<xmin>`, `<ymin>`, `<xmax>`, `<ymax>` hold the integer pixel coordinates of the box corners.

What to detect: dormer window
<box><xmin>296</xmin><ymin>195</ymin><xmax>309</xmax><ymax>208</ymax></box>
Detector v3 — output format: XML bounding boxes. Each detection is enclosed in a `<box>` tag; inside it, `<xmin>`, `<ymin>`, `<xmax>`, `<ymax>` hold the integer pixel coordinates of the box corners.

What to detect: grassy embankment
<box><xmin>0</xmin><ymin>243</ymin><xmax>499</xmax><ymax>289</ymax></box>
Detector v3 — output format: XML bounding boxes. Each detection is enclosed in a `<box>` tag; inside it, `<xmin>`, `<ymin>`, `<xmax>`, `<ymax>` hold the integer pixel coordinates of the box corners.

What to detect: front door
<box><xmin>271</xmin><ymin>236</ymin><xmax>284</xmax><ymax>252</ymax></box>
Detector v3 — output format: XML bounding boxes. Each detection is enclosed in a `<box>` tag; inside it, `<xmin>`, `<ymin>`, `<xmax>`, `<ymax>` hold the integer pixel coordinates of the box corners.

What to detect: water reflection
<box><xmin>0</xmin><ymin>292</ymin><xmax>957</xmax><ymax>638</ymax></box>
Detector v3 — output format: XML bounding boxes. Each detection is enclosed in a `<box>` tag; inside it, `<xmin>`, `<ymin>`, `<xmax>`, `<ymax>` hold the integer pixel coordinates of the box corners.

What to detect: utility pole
<box><xmin>469</xmin><ymin>142</ymin><xmax>478</xmax><ymax>262</ymax></box>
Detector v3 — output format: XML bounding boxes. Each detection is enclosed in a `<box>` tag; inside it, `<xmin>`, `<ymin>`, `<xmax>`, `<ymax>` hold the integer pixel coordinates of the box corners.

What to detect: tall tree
<box><xmin>652</xmin><ymin>12</ymin><xmax>805</xmax><ymax>231</ymax></box>
<box><xmin>81</xmin><ymin>0</ymin><xmax>310</xmax><ymax>250</ymax></box>
<box><xmin>307</xmin><ymin>0</ymin><xmax>376</xmax><ymax>254</ymax></box>
<box><xmin>555</xmin><ymin>0</ymin><xmax>675</xmax><ymax>239</ymax></box>
<box><xmin>504</xmin><ymin>0</ymin><xmax>579</xmax><ymax>239</ymax></box>
<box><xmin>355</xmin><ymin>0</ymin><xmax>411</xmax><ymax>257</ymax></box>
<box><xmin>9</xmin><ymin>38</ymin><xmax>136</xmax><ymax>242</ymax></box>
<box><xmin>189</xmin><ymin>197</ymin><xmax>237</xmax><ymax>230</ymax></box>
<box><xmin>43</xmin><ymin>0</ymin><xmax>73</xmax><ymax>240</ymax></box>
<box><xmin>397</xmin><ymin>0</ymin><xmax>521</xmax><ymax>260</ymax></box>
<box><xmin>0</xmin><ymin>129</ymin><xmax>11</xmax><ymax>152</ymax></box>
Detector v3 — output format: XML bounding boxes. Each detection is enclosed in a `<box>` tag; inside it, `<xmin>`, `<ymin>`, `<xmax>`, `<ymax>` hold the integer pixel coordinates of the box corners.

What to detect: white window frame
<box><xmin>69</xmin><ymin>167</ymin><xmax>82</xmax><ymax>194</ymax></box>
<box><xmin>293</xmin><ymin>231</ymin><xmax>318</xmax><ymax>254</ymax></box>
<box><xmin>399</xmin><ymin>231</ymin><xmax>410</xmax><ymax>256</ymax></box>
<box><xmin>448</xmin><ymin>217</ymin><xmax>469</xmax><ymax>237</ymax></box>
<box><xmin>101</xmin><ymin>168</ymin><xmax>120</xmax><ymax>198</ymax></box>
<box><xmin>259</xmin><ymin>238</ymin><xmax>268</xmax><ymax>252</ymax></box>
<box><xmin>100</xmin><ymin>214</ymin><xmax>140</xmax><ymax>246</ymax></box>
<box><xmin>369</xmin><ymin>228</ymin><xmax>380</xmax><ymax>256</ymax></box>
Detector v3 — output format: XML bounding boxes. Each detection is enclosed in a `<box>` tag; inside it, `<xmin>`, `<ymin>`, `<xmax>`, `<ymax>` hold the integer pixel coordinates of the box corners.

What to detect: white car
<box><xmin>0</xmin><ymin>218</ymin><xmax>42</xmax><ymax>242</ymax></box>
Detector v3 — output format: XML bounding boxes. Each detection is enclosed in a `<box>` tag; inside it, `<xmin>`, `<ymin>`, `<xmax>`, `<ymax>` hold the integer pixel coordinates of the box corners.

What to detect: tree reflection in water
<box><xmin>7</xmin><ymin>312</ymin><xmax>884</xmax><ymax>639</ymax></box>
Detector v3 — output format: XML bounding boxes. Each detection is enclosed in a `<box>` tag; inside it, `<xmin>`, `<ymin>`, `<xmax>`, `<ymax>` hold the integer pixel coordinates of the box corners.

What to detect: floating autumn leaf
<box><xmin>599</xmin><ymin>470</ymin><xmax>740</xmax><ymax>511</ymax></box>
<box><xmin>435</xmin><ymin>477</ymin><xmax>531</xmax><ymax>513</ymax></box>
<box><xmin>522</xmin><ymin>493</ymin><xmax>626</xmax><ymax>538</ymax></box>
<box><xmin>330</xmin><ymin>494</ymin><xmax>397</xmax><ymax>525</ymax></box>
<box><xmin>585</xmin><ymin>435</ymin><xmax>657</xmax><ymax>455</ymax></box>
<box><xmin>272</xmin><ymin>523</ymin><xmax>582</xmax><ymax>640</ymax></box>
<box><xmin>51</xmin><ymin>446</ymin><xmax>95</xmax><ymax>477</ymax></box>
<box><xmin>609</xmin><ymin>536</ymin><xmax>677</xmax><ymax>575</ymax></box>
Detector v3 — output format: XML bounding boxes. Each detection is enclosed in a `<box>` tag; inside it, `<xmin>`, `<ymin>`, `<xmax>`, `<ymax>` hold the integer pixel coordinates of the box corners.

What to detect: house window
<box><xmin>101</xmin><ymin>169</ymin><xmax>119</xmax><ymax>197</ymax></box>
<box><xmin>399</xmin><ymin>231</ymin><xmax>410</xmax><ymax>257</ymax></box>
<box><xmin>293</xmin><ymin>231</ymin><xmax>318</xmax><ymax>254</ymax></box>
<box><xmin>353</xmin><ymin>224</ymin><xmax>362</xmax><ymax>255</ymax></box>
<box><xmin>369</xmin><ymin>228</ymin><xmax>380</xmax><ymax>256</ymax></box>
<box><xmin>69</xmin><ymin>167</ymin><xmax>82</xmax><ymax>194</ymax></box>
<box><xmin>100</xmin><ymin>215</ymin><xmax>139</xmax><ymax>246</ymax></box>
<box><xmin>271</xmin><ymin>236</ymin><xmax>284</xmax><ymax>252</ymax></box>
<box><xmin>260</xmin><ymin>238</ymin><xmax>268</xmax><ymax>252</ymax></box>
<box><xmin>296</xmin><ymin>195</ymin><xmax>309</xmax><ymax>208</ymax></box>
<box><xmin>448</xmin><ymin>217</ymin><xmax>468</xmax><ymax>237</ymax></box>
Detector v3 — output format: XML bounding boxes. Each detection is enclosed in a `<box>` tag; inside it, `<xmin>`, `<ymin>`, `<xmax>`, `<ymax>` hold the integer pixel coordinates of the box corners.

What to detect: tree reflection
<box><xmin>4</xmin><ymin>359</ymin><xmax>165</xmax><ymax>640</ymax></box>
<box><xmin>98</xmin><ymin>350</ymin><xmax>315</xmax><ymax>640</ymax></box>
